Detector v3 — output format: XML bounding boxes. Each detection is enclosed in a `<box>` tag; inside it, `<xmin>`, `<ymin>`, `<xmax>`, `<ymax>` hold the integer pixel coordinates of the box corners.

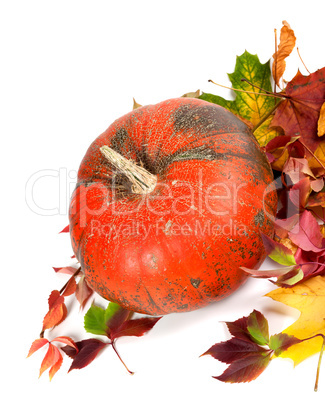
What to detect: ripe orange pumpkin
<box><xmin>69</xmin><ymin>97</ymin><xmax>277</xmax><ymax>315</ymax></box>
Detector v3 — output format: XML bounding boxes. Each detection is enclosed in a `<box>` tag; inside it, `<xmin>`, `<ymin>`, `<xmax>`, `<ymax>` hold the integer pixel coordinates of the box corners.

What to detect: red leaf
<box><xmin>61</xmin><ymin>276</ymin><xmax>77</xmax><ymax>297</ymax></box>
<box><xmin>48</xmin><ymin>347</ymin><xmax>63</xmax><ymax>381</ymax></box>
<box><xmin>213</xmin><ymin>353</ymin><xmax>271</xmax><ymax>383</ymax></box>
<box><xmin>288</xmin><ymin>210</ymin><xmax>325</xmax><ymax>252</ymax></box>
<box><xmin>27</xmin><ymin>338</ymin><xmax>49</xmax><ymax>358</ymax></box>
<box><xmin>288</xmin><ymin>177</ymin><xmax>311</xmax><ymax>209</ymax></box>
<box><xmin>52</xmin><ymin>336</ymin><xmax>79</xmax><ymax>352</ymax></box>
<box><xmin>283</xmin><ymin>157</ymin><xmax>315</xmax><ymax>184</ymax></box>
<box><xmin>110</xmin><ymin>317</ymin><xmax>162</xmax><ymax>341</ymax></box>
<box><xmin>48</xmin><ymin>290</ymin><xmax>64</xmax><ymax>310</ymax></box>
<box><xmin>39</xmin><ymin>344</ymin><xmax>62</xmax><ymax>378</ymax></box>
<box><xmin>66</xmin><ymin>339</ymin><xmax>108</xmax><ymax>372</ymax></box>
<box><xmin>202</xmin><ymin>338</ymin><xmax>266</xmax><ymax>364</ymax></box>
<box><xmin>272</xmin><ymin>68</ymin><xmax>325</xmax><ymax>151</ymax></box>
<box><xmin>75</xmin><ymin>275</ymin><xmax>94</xmax><ymax>309</ymax></box>
<box><xmin>42</xmin><ymin>290</ymin><xmax>66</xmax><ymax>332</ymax></box>
<box><xmin>59</xmin><ymin>224</ymin><xmax>69</xmax><ymax>233</ymax></box>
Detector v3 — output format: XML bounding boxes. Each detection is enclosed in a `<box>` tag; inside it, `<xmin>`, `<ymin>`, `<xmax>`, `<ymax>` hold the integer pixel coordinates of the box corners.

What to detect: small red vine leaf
<box><xmin>201</xmin><ymin>310</ymin><xmax>323</xmax><ymax>386</ymax></box>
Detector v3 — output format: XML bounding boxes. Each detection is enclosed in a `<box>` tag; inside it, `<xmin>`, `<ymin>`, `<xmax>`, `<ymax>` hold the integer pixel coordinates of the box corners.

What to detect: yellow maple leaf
<box><xmin>254</xmin><ymin>115</ymin><xmax>283</xmax><ymax>148</ymax></box>
<box><xmin>266</xmin><ymin>275</ymin><xmax>325</xmax><ymax>366</ymax></box>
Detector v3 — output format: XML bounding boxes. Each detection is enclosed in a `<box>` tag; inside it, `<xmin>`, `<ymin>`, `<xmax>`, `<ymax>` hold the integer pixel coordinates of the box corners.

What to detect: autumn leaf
<box><xmin>27</xmin><ymin>338</ymin><xmax>49</xmax><ymax>358</ymax></box>
<box><xmin>247</xmin><ymin>310</ymin><xmax>270</xmax><ymax>346</ymax></box>
<box><xmin>214</xmin><ymin>353</ymin><xmax>271</xmax><ymax>383</ymax></box>
<box><xmin>65</xmin><ymin>339</ymin><xmax>108</xmax><ymax>372</ymax></box>
<box><xmin>202</xmin><ymin>337</ymin><xmax>267</xmax><ymax>363</ymax></box>
<box><xmin>27</xmin><ymin>336</ymin><xmax>78</xmax><ymax>380</ymax></box>
<box><xmin>317</xmin><ymin>102</ymin><xmax>325</xmax><ymax>137</ymax></box>
<box><xmin>288</xmin><ymin>210</ymin><xmax>325</xmax><ymax>253</ymax></box>
<box><xmin>271</xmin><ymin>67</ymin><xmax>325</xmax><ymax>151</ymax></box>
<box><xmin>261</xmin><ymin>232</ymin><xmax>297</xmax><ymax>266</ymax></box>
<box><xmin>200</xmin><ymin>51</ymin><xmax>281</xmax><ymax>146</ymax></box>
<box><xmin>41</xmin><ymin>290</ymin><xmax>67</xmax><ymax>334</ymax></box>
<box><xmin>266</xmin><ymin>275</ymin><xmax>325</xmax><ymax>365</ymax></box>
<box><xmin>202</xmin><ymin>310</ymin><xmax>302</xmax><ymax>384</ymax></box>
<box><xmin>62</xmin><ymin>301</ymin><xmax>162</xmax><ymax>375</ymax></box>
<box><xmin>59</xmin><ymin>224</ymin><xmax>69</xmax><ymax>233</ymax></box>
<box><xmin>53</xmin><ymin>265</ymin><xmax>93</xmax><ymax>309</ymax></box>
<box><xmin>272</xmin><ymin>21</ymin><xmax>296</xmax><ymax>88</ymax></box>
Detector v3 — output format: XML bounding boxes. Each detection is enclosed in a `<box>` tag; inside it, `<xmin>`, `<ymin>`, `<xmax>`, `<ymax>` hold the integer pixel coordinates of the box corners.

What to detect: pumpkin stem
<box><xmin>100</xmin><ymin>145</ymin><xmax>157</xmax><ymax>194</ymax></box>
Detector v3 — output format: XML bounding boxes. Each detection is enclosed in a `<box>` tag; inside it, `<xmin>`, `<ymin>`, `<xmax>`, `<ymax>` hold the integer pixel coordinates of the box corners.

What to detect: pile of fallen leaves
<box><xmin>28</xmin><ymin>21</ymin><xmax>325</xmax><ymax>391</ymax></box>
<box><xmin>195</xmin><ymin>21</ymin><xmax>325</xmax><ymax>391</ymax></box>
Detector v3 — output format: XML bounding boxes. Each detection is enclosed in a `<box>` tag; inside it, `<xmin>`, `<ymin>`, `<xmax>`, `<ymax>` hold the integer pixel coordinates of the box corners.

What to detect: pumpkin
<box><xmin>69</xmin><ymin>97</ymin><xmax>277</xmax><ymax>315</ymax></box>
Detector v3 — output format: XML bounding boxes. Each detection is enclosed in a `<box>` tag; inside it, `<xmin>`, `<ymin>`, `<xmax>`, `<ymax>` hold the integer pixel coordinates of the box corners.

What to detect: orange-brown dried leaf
<box><xmin>317</xmin><ymin>102</ymin><xmax>325</xmax><ymax>137</ymax></box>
<box><xmin>272</xmin><ymin>21</ymin><xmax>296</xmax><ymax>88</ymax></box>
<box><xmin>42</xmin><ymin>291</ymin><xmax>66</xmax><ymax>332</ymax></box>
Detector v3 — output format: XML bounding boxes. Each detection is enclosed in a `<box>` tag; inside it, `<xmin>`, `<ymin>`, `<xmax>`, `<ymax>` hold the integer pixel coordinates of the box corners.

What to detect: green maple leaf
<box><xmin>200</xmin><ymin>50</ymin><xmax>281</xmax><ymax>146</ymax></box>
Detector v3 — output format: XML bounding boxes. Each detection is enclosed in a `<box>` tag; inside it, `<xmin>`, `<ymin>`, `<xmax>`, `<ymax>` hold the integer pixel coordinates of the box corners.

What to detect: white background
<box><xmin>1</xmin><ymin>0</ymin><xmax>325</xmax><ymax>400</ymax></box>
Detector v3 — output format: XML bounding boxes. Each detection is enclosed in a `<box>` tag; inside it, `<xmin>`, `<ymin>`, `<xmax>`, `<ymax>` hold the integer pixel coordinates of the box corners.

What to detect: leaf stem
<box><xmin>294</xmin><ymin>333</ymin><xmax>325</xmax><ymax>392</ymax></box>
<box><xmin>111</xmin><ymin>341</ymin><xmax>134</xmax><ymax>375</ymax></box>
<box><xmin>314</xmin><ymin>335</ymin><xmax>325</xmax><ymax>392</ymax></box>
<box><xmin>273</xmin><ymin>28</ymin><xmax>278</xmax><ymax>95</ymax></box>
<box><xmin>297</xmin><ymin>47</ymin><xmax>311</xmax><ymax>75</ymax></box>
<box><xmin>208</xmin><ymin>79</ymin><xmax>286</xmax><ymax>99</ymax></box>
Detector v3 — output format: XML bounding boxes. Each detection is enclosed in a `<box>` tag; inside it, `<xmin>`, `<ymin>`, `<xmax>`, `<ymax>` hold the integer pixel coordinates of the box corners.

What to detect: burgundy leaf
<box><xmin>66</xmin><ymin>339</ymin><xmax>108</xmax><ymax>372</ymax></box>
<box><xmin>106</xmin><ymin>308</ymin><xmax>132</xmax><ymax>340</ymax></box>
<box><xmin>110</xmin><ymin>317</ymin><xmax>162</xmax><ymax>341</ymax></box>
<box><xmin>202</xmin><ymin>337</ymin><xmax>267</xmax><ymax>364</ymax></box>
<box><xmin>224</xmin><ymin>316</ymin><xmax>251</xmax><ymax>342</ymax></box>
<box><xmin>214</xmin><ymin>353</ymin><xmax>271</xmax><ymax>383</ymax></box>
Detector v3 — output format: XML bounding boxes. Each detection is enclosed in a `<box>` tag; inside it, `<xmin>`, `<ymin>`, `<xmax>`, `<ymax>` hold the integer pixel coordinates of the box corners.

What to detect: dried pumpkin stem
<box><xmin>100</xmin><ymin>145</ymin><xmax>157</xmax><ymax>194</ymax></box>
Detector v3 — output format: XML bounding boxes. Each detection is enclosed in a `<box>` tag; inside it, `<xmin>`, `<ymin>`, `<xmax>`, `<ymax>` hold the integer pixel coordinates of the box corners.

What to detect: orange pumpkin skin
<box><xmin>69</xmin><ymin>98</ymin><xmax>277</xmax><ymax>315</ymax></box>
